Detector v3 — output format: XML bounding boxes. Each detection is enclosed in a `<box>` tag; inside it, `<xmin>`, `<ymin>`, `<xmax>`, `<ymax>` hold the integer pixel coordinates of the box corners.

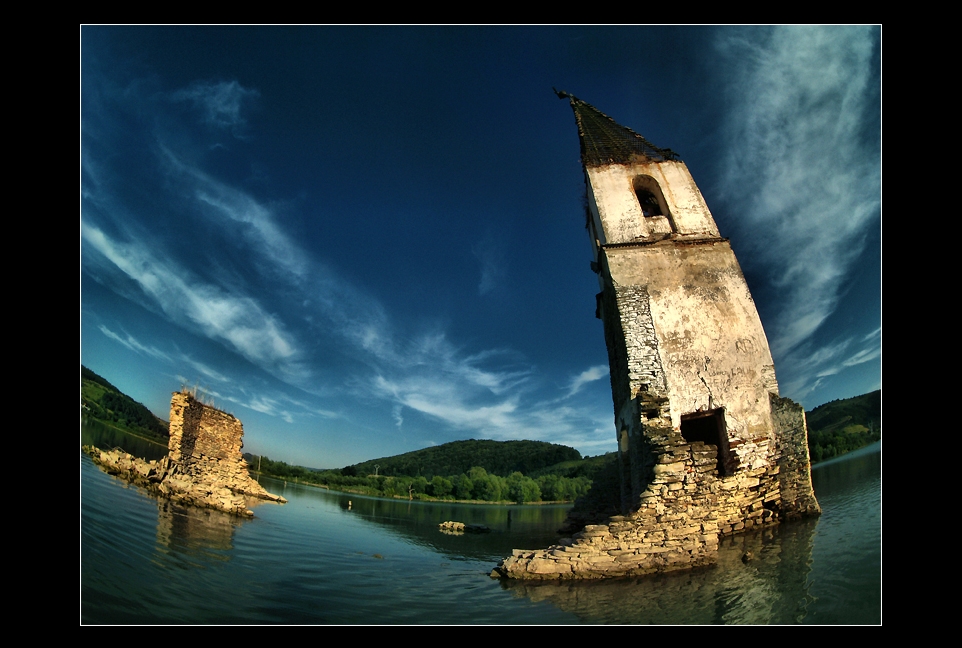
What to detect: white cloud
<box><xmin>778</xmin><ymin>327</ymin><xmax>881</xmax><ymax>400</ymax></box>
<box><xmin>242</xmin><ymin>394</ymin><xmax>294</xmax><ymax>423</ymax></box>
<box><xmin>158</xmin><ymin>145</ymin><xmax>309</xmax><ymax>280</ymax></box>
<box><xmin>841</xmin><ymin>345</ymin><xmax>881</xmax><ymax>369</ymax></box>
<box><xmin>392</xmin><ymin>404</ymin><xmax>404</xmax><ymax>428</ymax></box>
<box><xmin>862</xmin><ymin>327</ymin><xmax>881</xmax><ymax>343</ymax></box>
<box><xmin>366</xmin><ymin>329</ymin><xmax>531</xmax><ymax>398</ymax></box>
<box><xmin>205</xmin><ymin>384</ymin><xmax>333</xmax><ymax>425</ymax></box>
<box><xmin>83</xmin><ymin>223</ymin><xmax>304</xmax><ymax>381</ymax></box>
<box><xmin>178</xmin><ymin>355</ymin><xmax>231</xmax><ymax>384</ymax></box>
<box><xmin>98</xmin><ymin>325</ymin><xmax>171</xmax><ymax>362</ymax></box>
<box><xmin>372</xmin><ymin>357</ymin><xmax>613</xmax><ymax>449</ymax></box>
<box><xmin>566</xmin><ymin>365</ymin><xmax>609</xmax><ymax>397</ymax></box>
<box><xmin>715</xmin><ymin>26</ymin><xmax>880</xmax><ymax>359</ymax></box>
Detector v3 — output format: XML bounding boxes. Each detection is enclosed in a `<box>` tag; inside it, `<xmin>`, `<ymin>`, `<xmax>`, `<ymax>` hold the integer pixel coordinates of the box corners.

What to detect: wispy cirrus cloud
<box><xmin>83</xmin><ymin>73</ymin><xmax>616</xmax><ymax>455</ymax></box>
<box><xmin>96</xmin><ymin>327</ymin><xmax>231</xmax><ymax>386</ymax></box>
<box><xmin>83</xmin><ymin>223</ymin><xmax>304</xmax><ymax>381</ymax></box>
<box><xmin>157</xmin><ymin>145</ymin><xmax>309</xmax><ymax>280</ymax></box>
<box><xmin>96</xmin><ymin>326</ymin><xmax>234</xmax><ymax>387</ymax></box>
<box><xmin>379</xmin><ymin>332</ymin><xmax>531</xmax><ymax>397</ymax></box>
<box><xmin>241</xmin><ymin>393</ymin><xmax>295</xmax><ymax>423</ymax></box>
<box><xmin>392</xmin><ymin>404</ymin><xmax>404</xmax><ymax>428</ymax></box>
<box><xmin>98</xmin><ymin>325</ymin><xmax>171</xmax><ymax>362</ymax></box>
<box><xmin>370</xmin><ymin>348</ymin><xmax>613</xmax><ymax>449</ymax></box>
<box><xmin>473</xmin><ymin>235</ymin><xmax>507</xmax><ymax>295</ymax></box>
<box><xmin>715</xmin><ymin>26</ymin><xmax>880</xmax><ymax>360</ymax></box>
<box><xmin>778</xmin><ymin>327</ymin><xmax>881</xmax><ymax>400</ymax></box>
<box><xmin>566</xmin><ymin>365</ymin><xmax>609</xmax><ymax>397</ymax></box>
<box><xmin>176</xmin><ymin>355</ymin><xmax>232</xmax><ymax>384</ymax></box>
<box><xmin>378</xmin><ymin>373</ymin><xmax>521</xmax><ymax>434</ymax></box>
<box><xmin>171</xmin><ymin>80</ymin><xmax>259</xmax><ymax>133</ymax></box>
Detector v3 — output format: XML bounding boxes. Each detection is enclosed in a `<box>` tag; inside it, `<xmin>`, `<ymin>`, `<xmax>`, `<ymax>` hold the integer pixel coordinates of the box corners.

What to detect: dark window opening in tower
<box><xmin>635</xmin><ymin>188</ymin><xmax>663</xmax><ymax>217</ymax></box>
<box><xmin>632</xmin><ymin>176</ymin><xmax>676</xmax><ymax>234</ymax></box>
<box><xmin>681</xmin><ymin>409</ymin><xmax>735</xmax><ymax>476</ymax></box>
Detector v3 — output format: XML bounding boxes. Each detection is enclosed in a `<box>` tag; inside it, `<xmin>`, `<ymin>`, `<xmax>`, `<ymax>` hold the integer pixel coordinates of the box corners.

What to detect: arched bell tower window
<box><xmin>636</xmin><ymin>188</ymin><xmax>662</xmax><ymax>217</ymax></box>
<box><xmin>633</xmin><ymin>175</ymin><xmax>675</xmax><ymax>234</ymax></box>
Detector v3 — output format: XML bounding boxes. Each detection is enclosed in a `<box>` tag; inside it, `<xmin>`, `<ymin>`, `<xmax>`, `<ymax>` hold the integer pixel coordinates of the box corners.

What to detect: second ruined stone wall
<box><xmin>87</xmin><ymin>392</ymin><xmax>286</xmax><ymax>518</ymax></box>
<box><xmin>771</xmin><ymin>394</ymin><xmax>821</xmax><ymax>519</ymax></box>
<box><xmin>167</xmin><ymin>391</ymin><xmax>274</xmax><ymax>498</ymax></box>
<box><xmin>169</xmin><ymin>392</ymin><xmax>243</xmax><ymax>468</ymax></box>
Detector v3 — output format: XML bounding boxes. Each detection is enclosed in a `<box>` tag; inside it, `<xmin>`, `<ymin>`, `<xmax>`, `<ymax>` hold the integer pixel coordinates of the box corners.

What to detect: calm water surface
<box><xmin>80</xmin><ymin>427</ymin><xmax>880</xmax><ymax>624</ymax></box>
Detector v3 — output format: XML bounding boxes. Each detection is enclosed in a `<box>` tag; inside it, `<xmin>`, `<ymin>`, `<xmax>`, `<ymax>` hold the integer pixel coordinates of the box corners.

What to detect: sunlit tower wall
<box><xmin>559</xmin><ymin>92</ymin><xmax>819</xmax><ymax>531</ymax></box>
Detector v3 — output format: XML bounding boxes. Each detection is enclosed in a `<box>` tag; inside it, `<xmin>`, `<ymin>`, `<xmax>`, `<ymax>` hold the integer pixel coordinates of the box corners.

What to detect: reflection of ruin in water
<box><xmin>154</xmin><ymin>499</ymin><xmax>246</xmax><ymax>560</ymax></box>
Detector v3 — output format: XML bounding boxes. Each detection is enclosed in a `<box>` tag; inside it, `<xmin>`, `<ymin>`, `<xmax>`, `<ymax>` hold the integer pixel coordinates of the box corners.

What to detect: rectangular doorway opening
<box><xmin>681</xmin><ymin>409</ymin><xmax>735</xmax><ymax>476</ymax></box>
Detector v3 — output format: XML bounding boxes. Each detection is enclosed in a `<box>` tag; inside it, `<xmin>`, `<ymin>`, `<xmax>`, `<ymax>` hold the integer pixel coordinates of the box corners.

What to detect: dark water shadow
<box><xmin>258</xmin><ymin>476</ymin><xmax>572</xmax><ymax>561</ymax></box>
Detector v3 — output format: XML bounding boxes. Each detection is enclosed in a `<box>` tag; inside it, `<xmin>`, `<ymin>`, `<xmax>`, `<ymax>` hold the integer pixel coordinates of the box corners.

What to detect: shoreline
<box><xmin>250</xmin><ymin>472</ymin><xmax>576</xmax><ymax>506</ymax></box>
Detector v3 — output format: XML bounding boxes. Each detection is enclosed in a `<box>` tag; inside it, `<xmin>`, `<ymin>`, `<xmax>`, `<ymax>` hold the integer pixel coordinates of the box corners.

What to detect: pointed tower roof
<box><xmin>555</xmin><ymin>90</ymin><xmax>680</xmax><ymax>167</ymax></box>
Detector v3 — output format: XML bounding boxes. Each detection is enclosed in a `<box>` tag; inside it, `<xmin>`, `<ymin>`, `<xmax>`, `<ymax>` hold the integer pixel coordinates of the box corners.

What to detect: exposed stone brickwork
<box><xmin>167</xmin><ymin>391</ymin><xmax>271</xmax><ymax>499</ymax></box>
<box><xmin>86</xmin><ymin>390</ymin><xmax>285</xmax><ymax>517</ymax></box>
<box><xmin>770</xmin><ymin>394</ymin><xmax>821</xmax><ymax>519</ymax></box>
<box><xmin>494</xmin><ymin>95</ymin><xmax>819</xmax><ymax>580</ymax></box>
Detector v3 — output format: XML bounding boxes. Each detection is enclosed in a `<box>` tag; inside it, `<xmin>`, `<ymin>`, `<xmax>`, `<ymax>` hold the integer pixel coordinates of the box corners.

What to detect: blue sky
<box><xmin>81</xmin><ymin>26</ymin><xmax>881</xmax><ymax>469</ymax></box>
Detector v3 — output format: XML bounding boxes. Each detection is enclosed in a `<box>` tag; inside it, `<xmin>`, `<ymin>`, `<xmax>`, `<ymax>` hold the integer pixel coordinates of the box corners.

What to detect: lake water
<box><xmin>80</xmin><ymin>424</ymin><xmax>880</xmax><ymax>624</ymax></box>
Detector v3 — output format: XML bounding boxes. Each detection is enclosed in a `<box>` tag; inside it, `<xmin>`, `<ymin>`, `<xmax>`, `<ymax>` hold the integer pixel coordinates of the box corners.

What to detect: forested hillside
<box><xmin>345</xmin><ymin>439</ymin><xmax>581</xmax><ymax>479</ymax></box>
<box><xmin>81</xmin><ymin>365</ymin><xmax>169</xmax><ymax>442</ymax></box>
<box><xmin>246</xmin><ymin>441</ymin><xmax>602</xmax><ymax>504</ymax></box>
<box><xmin>806</xmin><ymin>389</ymin><xmax>881</xmax><ymax>462</ymax></box>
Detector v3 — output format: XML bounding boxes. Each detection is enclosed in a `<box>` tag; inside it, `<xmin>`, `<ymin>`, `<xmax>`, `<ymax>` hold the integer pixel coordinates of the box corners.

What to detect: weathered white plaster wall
<box><xmin>606</xmin><ymin>242</ymin><xmax>777</xmax><ymax>447</ymax></box>
<box><xmin>646</xmin><ymin>162</ymin><xmax>720</xmax><ymax>237</ymax></box>
<box><xmin>494</xmin><ymin>106</ymin><xmax>819</xmax><ymax>580</ymax></box>
<box><xmin>585</xmin><ymin>161</ymin><xmax>720</xmax><ymax>245</ymax></box>
<box><xmin>586</xmin><ymin>166</ymin><xmax>648</xmax><ymax>243</ymax></box>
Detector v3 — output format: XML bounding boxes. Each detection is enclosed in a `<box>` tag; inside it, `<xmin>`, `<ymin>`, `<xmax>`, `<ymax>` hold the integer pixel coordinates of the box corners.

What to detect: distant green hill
<box><xmin>806</xmin><ymin>390</ymin><xmax>881</xmax><ymax>462</ymax></box>
<box><xmin>81</xmin><ymin>365</ymin><xmax>169</xmax><ymax>443</ymax></box>
<box><xmin>249</xmin><ymin>440</ymin><xmax>595</xmax><ymax>504</ymax></box>
<box><xmin>347</xmin><ymin>439</ymin><xmax>582</xmax><ymax>479</ymax></box>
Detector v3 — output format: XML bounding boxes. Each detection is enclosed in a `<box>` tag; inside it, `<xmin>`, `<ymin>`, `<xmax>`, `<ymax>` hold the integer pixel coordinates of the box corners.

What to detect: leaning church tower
<box><xmin>492</xmin><ymin>94</ymin><xmax>818</xmax><ymax>580</ymax></box>
<box><xmin>558</xmin><ymin>91</ymin><xmax>819</xmax><ymax>524</ymax></box>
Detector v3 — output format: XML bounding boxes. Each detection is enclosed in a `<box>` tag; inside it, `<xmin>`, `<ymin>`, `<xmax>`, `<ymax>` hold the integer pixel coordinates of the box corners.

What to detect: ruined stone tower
<box><xmin>494</xmin><ymin>93</ymin><xmax>818</xmax><ymax>580</ymax></box>
<box><xmin>165</xmin><ymin>390</ymin><xmax>287</xmax><ymax>513</ymax></box>
<box><xmin>87</xmin><ymin>390</ymin><xmax>286</xmax><ymax>517</ymax></box>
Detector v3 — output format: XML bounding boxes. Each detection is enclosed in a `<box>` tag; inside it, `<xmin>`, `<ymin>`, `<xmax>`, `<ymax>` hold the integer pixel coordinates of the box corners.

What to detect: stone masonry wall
<box><xmin>495</xmin><ymin>281</ymin><xmax>808</xmax><ymax>580</ymax></box>
<box><xmin>771</xmin><ymin>394</ymin><xmax>821</xmax><ymax>519</ymax></box>
<box><xmin>600</xmin><ymin>281</ymin><xmax>667</xmax><ymax>511</ymax></box>
<box><xmin>166</xmin><ymin>391</ymin><xmax>281</xmax><ymax>502</ymax></box>
<box><xmin>496</xmin><ymin>438</ymin><xmax>723</xmax><ymax>579</ymax></box>
<box><xmin>496</xmin><ymin>120</ymin><xmax>818</xmax><ymax>579</ymax></box>
<box><xmin>86</xmin><ymin>390</ymin><xmax>285</xmax><ymax>517</ymax></box>
<box><xmin>493</xmin><ymin>425</ymin><xmax>784</xmax><ymax>580</ymax></box>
